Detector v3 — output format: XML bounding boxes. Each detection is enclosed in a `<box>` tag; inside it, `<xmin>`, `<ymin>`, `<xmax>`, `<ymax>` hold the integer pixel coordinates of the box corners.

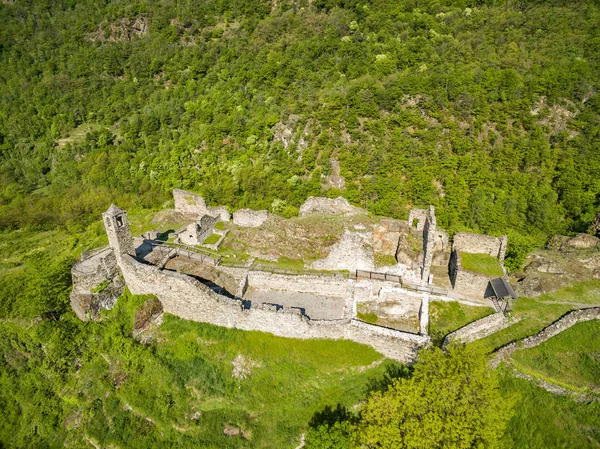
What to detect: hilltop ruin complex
<box><xmin>70</xmin><ymin>190</ymin><xmax>515</xmax><ymax>362</ymax></box>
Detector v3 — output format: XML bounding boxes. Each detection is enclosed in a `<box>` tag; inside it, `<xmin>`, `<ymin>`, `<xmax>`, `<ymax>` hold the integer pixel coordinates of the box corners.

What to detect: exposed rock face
<box><xmin>311</xmin><ymin>229</ymin><xmax>374</xmax><ymax>272</ymax></box>
<box><xmin>299</xmin><ymin>196</ymin><xmax>363</xmax><ymax>217</ymax></box>
<box><xmin>133</xmin><ymin>297</ymin><xmax>164</xmax><ymax>343</ymax></box>
<box><xmin>564</xmin><ymin>233</ymin><xmax>600</xmax><ymax>249</ymax></box>
<box><xmin>589</xmin><ymin>212</ymin><xmax>600</xmax><ymax>237</ymax></box>
<box><xmin>272</xmin><ymin>114</ymin><xmax>300</xmax><ymax>149</ymax></box>
<box><xmin>548</xmin><ymin>233</ymin><xmax>600</xmax><ymax>251</ymax></box>
<box><xmin>87</xmin><ymin>16</ymin><xmax>149</xmax><ymax>43</ymax></box>
<box><xmin>173</xmin><ymin>189</ymin><xmax>230</xmax><ymax>221</ymax></box>
<box><xmin>70</xmin><ymin>248</ymin><xmax>125</xmax><ymax>320</ymax></box>
<box><xmin>373</xmin><ymin>219</ymin><xmax>405</xmax><ymax>256</ymax></box>
<box><xmin>233</xmin><ymin>209</ymin><xmax>269</xmax><ymax>227</ymax></box>
<box><xmin>514</xmin><ymin>276</ymin><xmax>544</xmax><ymax>297</ymax></box>
<box><xmin>321</xmin><ymin>158</ymin><xmax>345</xmax><ymax>190</ymax></box>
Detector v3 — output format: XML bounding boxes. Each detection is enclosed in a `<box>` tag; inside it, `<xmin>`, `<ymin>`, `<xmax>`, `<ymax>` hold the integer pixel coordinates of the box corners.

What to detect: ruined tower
<box><xmin>103</xmin><ymin>204</ymin><xmax>136</xmax><ymax>258</ymax></box>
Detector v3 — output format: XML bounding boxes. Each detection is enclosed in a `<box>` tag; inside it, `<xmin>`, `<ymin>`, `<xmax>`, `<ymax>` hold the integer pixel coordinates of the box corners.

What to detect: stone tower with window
<box><xmin>102</xmin><ymin>204</ymin><xmax>136</xmax><ymax>257</ymax></box>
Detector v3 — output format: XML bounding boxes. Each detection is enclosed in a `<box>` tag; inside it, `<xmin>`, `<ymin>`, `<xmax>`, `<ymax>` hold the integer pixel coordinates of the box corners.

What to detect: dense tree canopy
<box><xmin>305</xmin><ymin>346</ymin><xmax>513</xmax><ymax>449</ymax></box>
<box><xmin>358</xmin><ymin>346</ymin><xmax>513</xmax><ymax>448</ymax></box>
<box><xmin>0</xmin><ymin>0</ymin><xmax>599</xmax><ymax>250</ymax></box>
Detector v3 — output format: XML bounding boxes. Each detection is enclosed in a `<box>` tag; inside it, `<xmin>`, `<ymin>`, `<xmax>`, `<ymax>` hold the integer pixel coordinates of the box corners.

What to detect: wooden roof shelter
<box><xmin>485</xmin><ymin>278</ymin><xmax>517</xmax><ymax>313</ymax></box>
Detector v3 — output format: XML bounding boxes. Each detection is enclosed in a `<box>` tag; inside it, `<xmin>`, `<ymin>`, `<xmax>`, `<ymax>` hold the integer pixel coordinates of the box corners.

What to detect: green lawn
<box><xmin>428</xmin><ymin>301</ymin><xmax>495</xmax><ymax>346</ymax></box>
<box><xmin>203</xmin><ymin>233</ymin><xmax>221</xmax><ymax>245</ymax></box>
<box><xmin>511</xmin><ymin>320</ymin><xmax>600</xmax><ymax>391</ymax></box>
<box><xmin>500</xmin><ymin>373</ymin><xmax>600</xmax><ymax>449</ymax></box>
<box><xmin>460</xmin><ymin>252</ymin><xmax>504</xmax><ymax>277</ymax></box>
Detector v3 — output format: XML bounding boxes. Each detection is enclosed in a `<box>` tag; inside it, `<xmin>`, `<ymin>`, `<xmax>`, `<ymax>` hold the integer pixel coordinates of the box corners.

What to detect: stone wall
<box><xmin>116</xmin><ymin>254</ymin><xmax>421</xmax><ymax>362</ymax></box>
<box><xmin>449</xmin><ymin>250</ymin><xmax>491</xmax><ymax>298</ymax></box>
<box><xmin>173</xmin><ymin>189</ymin><xmax>230</xmax><ymax>221</ymax></box>
<box><xmin>70</xmin><ymin>247</ymin><xmax>125</xmax><ymax>320</ymax></box>
<box><xmin>453</xmin><ymin>232</ymin><xmax>508</xmax><ymax>260</ymax></box>
<box><xmin>442</xmin><ymin>312</ymin><xmax>511</xmax><ymax>348</ymax></box>
<box><xmin>408</xmin><ymin>209</ymin><xmax>428</xmax><ymax>231</ymax></box>
<box><xmin>432</xmin><ymin>228</ymin><xmax>450</xmax><ymax>266</ymax></box>
<box><xmin>373</xmin><ymin>219</ymin><xmax>406</xmax><ymax>257</ymax></box>
<box><xmin>490</xmin><ymin>307</ymin><xmax>600</xmax><ymax>367</ymax></box>
<box><xmin>247</xmin><ymin>271</ymin><xmax>351</xmax><ymax>298</ymax></box>
<box><xmin>178</xmin><ymin>214</ymin><xmax>219</xmax><ymax>246</ymax></box>
<box><xmin>421</xmin><ymin>206</ymin><xmax>436</xmax><ymax>283</ymax></box>
<box><xmin>350</xmin><ymin>319</ymin><xmax>430</xmax><ymax>345</ymax></box>
<box><xmin>233</xmin><ymin>209</ymin><xmax>269</xmax><ymax>227</ymax></box>
<box><xmin>299</xmin><ymin>196</ymin><xmax>363</xmax><ymax>217</ymax></box>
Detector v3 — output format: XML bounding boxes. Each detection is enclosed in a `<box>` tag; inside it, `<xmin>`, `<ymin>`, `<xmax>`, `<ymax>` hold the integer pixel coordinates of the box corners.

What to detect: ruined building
<box><xmin>70</xmin><ymin>191</ymin><xmax>514</xmax><ymax>362</ymax></box>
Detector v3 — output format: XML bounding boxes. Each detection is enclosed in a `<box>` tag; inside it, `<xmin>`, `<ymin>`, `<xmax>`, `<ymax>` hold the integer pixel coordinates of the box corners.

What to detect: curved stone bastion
<box><xmin>71</xmin><ymin>205</ymin><xmax>433</xmax><ymax>363</ymax></box>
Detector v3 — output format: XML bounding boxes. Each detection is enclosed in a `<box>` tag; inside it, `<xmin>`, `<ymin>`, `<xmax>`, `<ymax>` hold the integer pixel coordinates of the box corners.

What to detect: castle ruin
<box><xmin>70</xmin><ymin>190</ymin><xmax>514</xmax><ymax>362</ymax></box>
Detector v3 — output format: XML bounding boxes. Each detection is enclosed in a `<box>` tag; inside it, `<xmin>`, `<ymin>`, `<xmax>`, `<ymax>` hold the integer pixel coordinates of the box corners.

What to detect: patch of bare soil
<box><xmin>222</xmin><ymin>213</ymin><xmax>377</xmax><ymax>263</ymax></box>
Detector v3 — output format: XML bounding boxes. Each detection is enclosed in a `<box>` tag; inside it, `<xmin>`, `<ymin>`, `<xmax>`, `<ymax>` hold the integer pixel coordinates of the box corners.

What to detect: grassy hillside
<box><xmin>511</xmin><ymin>320</ymin><xmax>600</xmax><ymax>392</ymax></box>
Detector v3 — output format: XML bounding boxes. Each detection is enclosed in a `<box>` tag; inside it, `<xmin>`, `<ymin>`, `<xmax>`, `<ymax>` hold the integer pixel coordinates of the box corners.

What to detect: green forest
<box><xmin>1</xmin><ymin>0</ymin><xmax>600</xmax><ymax>240</ymax></box>
<box><xmin>1</xmin><ymin>0</ymin><xmax>600</xmax><ymax>447</ymax></box>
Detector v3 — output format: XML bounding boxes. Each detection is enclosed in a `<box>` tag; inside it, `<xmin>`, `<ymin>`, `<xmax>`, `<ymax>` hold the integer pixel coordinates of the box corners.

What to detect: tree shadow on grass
<box><xmin>309</xmin><ymin>404</ymin><xmax>352</xmax><ymax>428</ymax></box>
<box><xmin>365</xmin><ymin>363</ymin><xmax>413</xmax><ymax>395</ymax></box>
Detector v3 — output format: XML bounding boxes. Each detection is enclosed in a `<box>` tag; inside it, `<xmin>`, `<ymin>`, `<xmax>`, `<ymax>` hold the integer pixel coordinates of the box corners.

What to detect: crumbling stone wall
<box><xmin>453</xmin><ymin>232</ymin><xmax>508</xmax><ymax>260</ymax></box>
<box><xmin>70</xmin><ymin>247</ymin><xmax>125</xmax><ymax>320</ymax></box>
<box><xmin>432</xmin><ymin>229</ymin><xmax>450</xmax><ymax>266</ymax></box>
<box><xmin>449</xmin><ymin>250</ymin><xmax>491</xmax><ymax>297</ymax></box>
<box><xmin>179</xmin><ymin>214</ymin><xmax>219</xmax><ymax>246</ymax></box>
<box><xmin>408</xmin><ymin>209</ymin><xmax>428</xmax><ymax>231</ymax></box>
<box><xmin>233</xmin><ymin>209</ymin><xmax>269</xmax><ymax>227</ymax></box>
<box><xmin>442</xmin><ymin>312</ymin><xmax>511</xmax><ymax>348</ymax></box>
<box><xmin>351</xmin><ymin>319</ymin><xmax>429</xmax><ymax>345</ymax></box>
<box><xmin>299</xmin><ymin>196</ymin><xmax>362</xmax><ymax>217</ymax></box>
<box><xmin>173</xmin><ymin>189</ymin><xmax>230</xmax><ymax>221</ymax></box>
<box><xmin>421</xmin><ymin>206</ymin><xmax>436</xmax><ymax>283</ymax></box>
<box><xmin>490</xmin><ymin>307</ymin><xmax>600</xmax><ymax>367</ymax></box>
<box><xmin>311</xmin><ymin>229</ymin><xmax>374</xmax><ymax>272</ymax></box>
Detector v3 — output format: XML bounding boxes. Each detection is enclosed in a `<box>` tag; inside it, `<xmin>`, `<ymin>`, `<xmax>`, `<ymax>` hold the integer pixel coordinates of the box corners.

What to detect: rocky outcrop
<box><xmin>299</xmin><ymin>196</ymin><xmax>363</xmax><ymax>217</ymax></box>
<box><xmin>133</xmin><ymin>297</ymin><xmax>164</xmax><ymax>343</ymax></box>
<box><xmin>233</xmin><ymin>209</ymin><xmax>269</xmax><ymax>227</ymax></box>
<box><xmin>589</xmin><ymin>212</ymin><xmax>600</xmax><ymax>237</ymax></box>
<box><xmin>548</xmin><ymin>233</ymin><xmax>600</xmax><ymax>251</ymax></box>
<box><xmin>70</xmin><ymin>247</ymin><xmax>125</xmax><ymax>320</ymax></box>
<box><xmin>87</xmin><ymin>16</ymin><xmax>149</xmax><ymax>43</ymax></box>
<box><xmin>311</xmin><ymin>229</ymin><xmax>374</xmax><ymax>272</ymax></box>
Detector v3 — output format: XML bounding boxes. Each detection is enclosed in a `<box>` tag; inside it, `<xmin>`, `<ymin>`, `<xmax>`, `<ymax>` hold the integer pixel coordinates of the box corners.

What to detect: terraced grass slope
<box><xmin>511</xmin><ymin>320</ymin><xmax>600</xmax><ymax>392</ymax></box>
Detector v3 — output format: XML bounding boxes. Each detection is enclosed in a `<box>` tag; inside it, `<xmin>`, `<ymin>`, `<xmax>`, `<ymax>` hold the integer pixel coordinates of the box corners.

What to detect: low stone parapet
<box><xmin>490</xmin><ymin>307</ymin><xmax>600</xmax><ymax>367</ymax></box>
<box><xmin>442</xmin><ymin>312</ymin><xmax>512</xmax><ymax>349</ymax></box>
<box><xmin>351</xmin><ymin>319</ymin><xmax>430</xmax><ymax>345</ymax></box>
